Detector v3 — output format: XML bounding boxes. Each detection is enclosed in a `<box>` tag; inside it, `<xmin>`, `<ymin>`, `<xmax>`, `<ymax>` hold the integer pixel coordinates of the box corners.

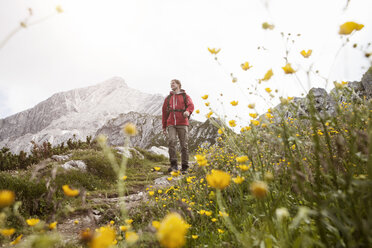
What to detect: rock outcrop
<box><xmin>264</xmin><ymin>66</ymin><xmax>372</xmax><ymax>122</ymax></box>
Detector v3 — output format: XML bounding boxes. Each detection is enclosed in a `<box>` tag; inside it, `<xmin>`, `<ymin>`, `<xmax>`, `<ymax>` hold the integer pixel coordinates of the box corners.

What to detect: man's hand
<box><xmin>163</xmin><ymin>128</ymin><xmax>167</xmax><ymax>136</ymax></box>
<box><xmin>183</xmin><ymin>111</ymin><xmax>190</xmax><ymax>118</ymax></box>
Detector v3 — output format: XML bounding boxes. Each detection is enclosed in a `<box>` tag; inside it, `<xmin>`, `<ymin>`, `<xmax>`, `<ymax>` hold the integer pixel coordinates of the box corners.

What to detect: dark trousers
<box><xmin>167</xmin><ymin>125</ymin><xmax>189</xmax><ymax>169</ymax></box>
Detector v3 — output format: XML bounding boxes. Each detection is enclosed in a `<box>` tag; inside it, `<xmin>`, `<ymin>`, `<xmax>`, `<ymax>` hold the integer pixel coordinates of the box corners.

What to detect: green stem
<box><xmin>216</xmin><ymin>190</ymin><xmax>250</xmax><ymax>248</ymax></box>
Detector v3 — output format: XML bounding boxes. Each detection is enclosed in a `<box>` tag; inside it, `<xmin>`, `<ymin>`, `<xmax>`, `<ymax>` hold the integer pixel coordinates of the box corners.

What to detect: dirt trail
<box><xmin>57</xmin><ymin>174</ymin><xmax>183</xmax><ymax>245</ymax></box>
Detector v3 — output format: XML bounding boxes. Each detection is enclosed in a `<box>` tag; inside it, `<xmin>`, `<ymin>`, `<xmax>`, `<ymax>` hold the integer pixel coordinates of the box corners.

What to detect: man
<box><xmin>162</xmin><ymin>79</ymin><xmax>194</xmax><ymax>173</ymax></box>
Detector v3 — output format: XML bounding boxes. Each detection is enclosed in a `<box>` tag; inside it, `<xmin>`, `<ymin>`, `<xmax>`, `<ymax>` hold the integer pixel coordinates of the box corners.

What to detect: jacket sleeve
<box><xmin>162</xmin><ymin>97</ymin><xmax>168</xmax><ymax>129</ymax></box>
<box><xmin>186</xmin><ymin>94</ymin><xmax>194</xmax><ymax>115</ymax></box>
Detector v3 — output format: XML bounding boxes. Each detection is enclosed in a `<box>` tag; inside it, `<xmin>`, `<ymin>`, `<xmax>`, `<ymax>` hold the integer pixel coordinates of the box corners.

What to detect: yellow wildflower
<box><xmin>228</xmin><ymin>120</ymin><xmax>236</xmax><ymax>127</ymax></box>
<box><xmin>244</xmin><ymin>126</ymin><xmax>251</xmax><ymax>131</ymax></box>
<box><xmin>167</xmin><ymin>177</ymin><xmax>173</xmax><ymax>181</ymax></box>
<box><xmin>206</xmin><ymin>170</ymin><xmax>231</xmax><ymax>190</ymax></box>
<box><xmin>206</xmin><ymin>111</ymin><xmax>213</xmax><ymax>119</ymax></box>
<box><xmin>208</xmin><ymin>48</ymin><xmax>221</xmax><ymax>55</ymax></box>
<box><xmin>195</xmin><ymin>109</ymin><xmax>200</xmax><ymax>114</ymax></box>
<box><xmin>250</xmin><ymin>181</ymin><xmax>269</xmax><ymax>199</ymax></box>
<box><xmin>10</xmin><ymin>234</ymin><xmax>23</xmax><ymax>245</ymax></box>
<box><xmin>123</xmin><ymin>122</ymin><xmax>137</xmax><ymax>136</ymax></box>
<box><xmin>249</xmin><ymin>113</ymin><xmax>258</xmax><ymax>118</ymax></box>
<box><xmin>238</xmin><ymin>165</ymin><xmax>251</xmax><ymax>171</ymax></box>
<box><xmin>205</xmin><ymin>211</ymin><xmax>212</xmax><ymax>216</ymax></box>
<box><xmin>56</xmin><ymin>5</ymin><xmax>63</xmax><ymax>13</ymax></box>
<box><xmin>251</xmin><ymin>120</ymin><xmax>260</xmax><ymax>126</ymax></box>
<box><xmin>262</xmin><ymin>22</ymin><xmax>275</xmax><ymax>30</ymax></box>
<box><xmin>26</xmin><ymin>218</ymin><xmax>40</xmax><ymax>226</ymax></box>
<box><xmin>217</xmin><ymin>229</ymin><xmax>225</xmax><ymax>234</ymax></box>
<box><xmin>152</xmin><ymin>221</ymin><xmax>161</xmax><ymax>230</ymax></box>
<box><xmin>261</xmin><ymin>69</ymin><xmax>273</xmax><ymax>82</ymax></box>
<box><xmin>199</xmin><ymin>210</ymin><xmax>206</xmax><ymax>215</ymax></box>
<box><xmin>120</xmin><ymin>225</ymin><xmax>130</xmax><ymax>232</ymax></box>
<box><xmin>125</xmin><ymin>219</ymin><xmax>133</xmax><ymax>225</ymax></box>
<box><xmin>0</xmin><ymin>190</ymin><xmax>15</xmax><ymax>208</ymax></box>
<box><xmin>74</xmin><ymin>220</ymin><xmax>79</xmax><ymax>225</ymax></box>
<box><xmin>195</xmin><ymin>155</ymin><xmax>208</xmax><ymax>166</ymax></box>
<box><xmin>300</xmin><ymin>49</ymin><xmax>312</xmax><ymax>58</ymax></box>
<box><xmin>125</xmin><ymin>231</ymin><xmax>139</xmax><ymax>244</ymax></box>
<box><xmin>157</xmin><ymin>213</ymin><xmax>188</xmax><ymax>248</ymax></box>
<box><xmin>201</xmin><ymin>95</ymin><xmax>208</xmax><ymax>100</ymax></box>
<box><xmin>236</xmin><ymin>156</ymin><xmax>248</xmax><ymax>163</ymax></box>
<box><xmin>192</xmin><ymin>235</ymin><xmax>198</xmax><ymax>239</ymax></box>
<box><xmin>241</xmin><ymin>62</ymin><xmax>253</xmax><ymax>71</ymax></box>
<box><xmin>248</xmin><ymin>103</ymin><xmax>255</xmax><ymax>109</ymax></box>
<box><xmin>205</xmin><ymin>102</ymin><xmax>210</xmax><ymax>107</ymax></box>
<box><xmin>154</xmin><ymin>167</ymin><xmax>161</xmax><ymax>171</ymax></box>
<box><xmin>158</xmin><ymin>189</ymin><xmax>163</xmax><ymax>194</ymax></box>
<box><xmin>211</xmin><ymin>218</ymin><xmax>217</xmax><ymax>222</ymax></box>
<box><xmin>171</xmin><ymin>171</ymin><xmax>180</xmax><ymax>177</ymax></box>
<box><xmin>219</xmin><ymin>211</ymin><xmax>229</xmax><ymax>217</ymax></box>
<box><xmin>0</xmin><ymin>228</ymin><xmax>15</xmax><ymax>236</ymax></box>
<box><xmin>149</xmin><ymin>191</ymin><xmax>155</xmax><ymax>196</ymax></box>
<box><xmin>49</xmin><ymin>221</ymin><xmax>57</xmax><ymax>230</ymax></box>
<box><xmin>90</xmin><ymin>226</ymin><xmax>116</xmax><ymax>248</ymax></box>
<box><xmin>230</xmin><ymin>101</ymin><xmax>238</xmax><ymax>106</ymax></box>
<box><xmin>62</xmin><ymin>185</ymin><xmax>79</xmax><ymax>197</ymax></box>
<box><xmin>282</xmin><ymin>63</ymin><xmax>295</xmax><ymax>74</ymax></box>
<box><xmin>339</xmin><ymin>22</ymin><xmax>364</xmax><ymax>35</ymax></box>
<box><xmin>80</xmin><ymin>228</ymin><xmax>93</xmax><ymax>243</ymax></box>
<box><xmin>232</xmin><ymin>176</ymin><xmax>245</xmax><ymax>184</ymax></box>
<box><xmin>265</xmin><ymin>87</ymin><xmax>272</xmax><ymax>93</ymax></box>
<box><xmin>121</xmin><ymin>176</ymin><xmax>128</xmax><ymax>180</ymax></box>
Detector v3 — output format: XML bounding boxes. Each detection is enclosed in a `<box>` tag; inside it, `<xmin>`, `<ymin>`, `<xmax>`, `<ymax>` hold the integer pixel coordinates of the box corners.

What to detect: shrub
<box><xmin>134</xmin><ymin>147</ymin><xmax>167</xmax><ymax>162</ymax></box>
<box><xmin>0</xmin><ymin>172</ymin><xmax>50</xmax><ymax>216</ymax></box>
<box><xmin>70</xmin><ymin>149</ymin><xmax>116</xmax><ymax>181</ymax></box>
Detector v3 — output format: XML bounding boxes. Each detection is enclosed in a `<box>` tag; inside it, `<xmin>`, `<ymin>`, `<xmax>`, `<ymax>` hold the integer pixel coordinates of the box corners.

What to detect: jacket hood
<box><xmin>169</xmin><ymin>89</ymin><xmax>186</xmax><ymax>95</ymax></box>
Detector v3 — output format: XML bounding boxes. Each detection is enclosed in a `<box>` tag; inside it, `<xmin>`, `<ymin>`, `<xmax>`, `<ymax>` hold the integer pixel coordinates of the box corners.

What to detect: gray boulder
<box><xmin>61</xmin><ymin>160</ymin><xmax>87</xmax><ymax>171</ymax></box>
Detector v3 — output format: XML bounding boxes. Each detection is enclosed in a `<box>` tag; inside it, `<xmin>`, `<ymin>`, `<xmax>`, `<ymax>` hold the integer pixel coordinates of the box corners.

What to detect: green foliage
<box><xmin>0</xmin><ymin>172</ymin><xmax>50</xmax><ymax>216</ymax></box>
<box><xmin>54</xmin><ymin>169</ymin><xmax>111</xmax><ymax>191</ymax></box>
<box><xmin>130</xmin><ymin>90</ymin><xmax>372</xmax><ymax>247</ymax></box>
<box><xmin>135</xmin><ymin>147</ymin><xmax>168</xmax><ymax>162</ymax></box>
<box><xmin>70</xmin><ymin>149</ymin><xmax>117</xmax><ymax>181</ymax></box>
<box><xmin>0</xmin><ymin>136</ymin><xmax>98</xmax><ymax>172</ymax></box>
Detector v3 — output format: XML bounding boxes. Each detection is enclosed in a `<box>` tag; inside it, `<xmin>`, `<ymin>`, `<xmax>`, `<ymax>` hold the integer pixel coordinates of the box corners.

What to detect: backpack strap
<box><xmin>182</xmin><ymin>93</ymin><xmax>188</xmax><ymax>111</ymax></box>
<box><xmin>166</xmin><ymin>93</ymin><xmax>190</xmax><ymax>119</ymax></box>
<box><xmin>166</xmin><ymin>94</ymin><xmax>172</xmax><ymax>114</ymax></box>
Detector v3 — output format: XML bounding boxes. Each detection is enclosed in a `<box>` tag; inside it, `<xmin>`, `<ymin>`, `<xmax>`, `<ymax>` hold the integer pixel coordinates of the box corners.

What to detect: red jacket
<box><xmin>162</xmin><ymin>90</ymin><xmax>194</xmax><ymax>129</ymax></box>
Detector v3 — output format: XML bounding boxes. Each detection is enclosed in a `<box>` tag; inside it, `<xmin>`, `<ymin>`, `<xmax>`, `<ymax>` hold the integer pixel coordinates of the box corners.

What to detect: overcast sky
<box><xmin>0</xmin><ymin>0</ymin><xmax>371</xmax><ymax>126</ymax></box>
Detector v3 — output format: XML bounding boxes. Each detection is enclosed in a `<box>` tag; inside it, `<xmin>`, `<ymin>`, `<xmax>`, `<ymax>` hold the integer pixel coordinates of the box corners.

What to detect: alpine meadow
<box><xmin>0</xmin><ymin>1</ymin><xmax>372</xmax><ymax>248</ymax></box>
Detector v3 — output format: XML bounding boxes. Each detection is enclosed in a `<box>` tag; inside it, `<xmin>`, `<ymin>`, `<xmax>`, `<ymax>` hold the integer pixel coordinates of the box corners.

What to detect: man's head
<box><xmin>170</xmin><ymin>79</ymin><xmax>181</xmax><ymax>92</ymax></box>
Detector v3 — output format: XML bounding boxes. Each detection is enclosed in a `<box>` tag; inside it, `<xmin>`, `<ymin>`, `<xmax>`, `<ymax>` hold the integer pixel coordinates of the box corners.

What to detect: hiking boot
<box><xmin>181</xmin><ymin>164</ymin><xmax>189</xmax><ymax>174</ymax></box>
<box><xmin>168</xmin><ymin>160</ymin><xmax>178</xmax><ymax>173</ymax></box>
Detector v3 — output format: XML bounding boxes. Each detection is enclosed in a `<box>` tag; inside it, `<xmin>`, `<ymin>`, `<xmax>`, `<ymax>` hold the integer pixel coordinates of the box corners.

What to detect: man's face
<box><xmin>170</xmin><ymin>81</ymin><xmax>179</xmax><ymax>91</ymax></box>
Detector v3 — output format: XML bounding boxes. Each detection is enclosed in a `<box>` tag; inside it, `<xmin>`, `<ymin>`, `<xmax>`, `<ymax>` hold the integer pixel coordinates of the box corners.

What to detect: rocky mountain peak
<box><xmin>0</xmin><ymin>77</ymin><xmax>166</xmax><ymax>154</ymax></box>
